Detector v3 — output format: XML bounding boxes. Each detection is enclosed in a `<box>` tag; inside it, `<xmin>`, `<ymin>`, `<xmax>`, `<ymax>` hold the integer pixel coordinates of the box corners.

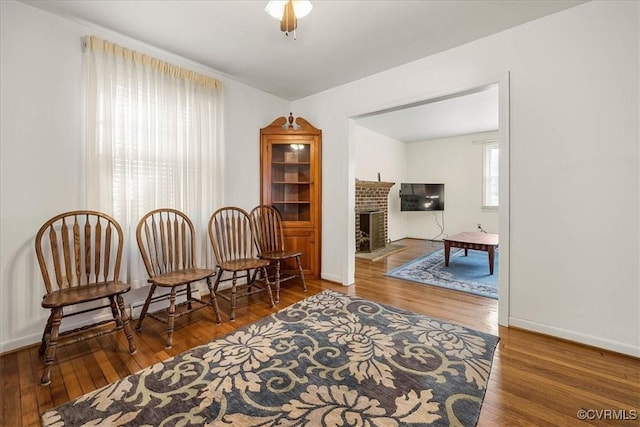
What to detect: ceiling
<box><xmin>356</xmin><ymin>85</ymin><xmax>499</xmax><ymax>142</ymax></box>
<box><xmin>23</xmin><ymin>0</ymin><xmax>584</xmax><ymax>101</ymax></box>
<box><xmin>21</xmin><ymin>0</ymin><xmax>584</xmax><ymax>142</ymax></box>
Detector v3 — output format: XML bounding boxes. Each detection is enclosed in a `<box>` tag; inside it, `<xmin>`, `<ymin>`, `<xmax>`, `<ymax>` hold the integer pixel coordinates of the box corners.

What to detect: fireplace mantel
<box><xmin>355</xmin><ymin>179</ymin><xmax>395</xmax><ymax>189</ymax></box>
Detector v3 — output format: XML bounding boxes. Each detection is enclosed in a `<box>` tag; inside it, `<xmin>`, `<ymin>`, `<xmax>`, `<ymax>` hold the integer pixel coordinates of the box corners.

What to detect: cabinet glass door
<box><xmin>270</xmin><ymin>143</ymin><xmax>311</xmax><ymax>222</ymax></box>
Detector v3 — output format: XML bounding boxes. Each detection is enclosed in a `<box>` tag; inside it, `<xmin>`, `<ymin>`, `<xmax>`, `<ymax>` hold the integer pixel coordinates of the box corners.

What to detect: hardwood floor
<box><xmin>1</xmin><ymin>238</ymin><xmax>638</xmax><ymax>426</ymax></box>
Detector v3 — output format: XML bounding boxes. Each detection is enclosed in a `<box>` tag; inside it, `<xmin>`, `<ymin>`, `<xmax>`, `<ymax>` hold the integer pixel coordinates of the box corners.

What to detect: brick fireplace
<box><xmin>355</xmin><ymin>179</ymin><xmax>395</xmax><ymax>252</ymax></box>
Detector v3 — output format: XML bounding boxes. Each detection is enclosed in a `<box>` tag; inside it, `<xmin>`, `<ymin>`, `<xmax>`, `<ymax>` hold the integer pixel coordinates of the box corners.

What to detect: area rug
<box><xmin>42</xmin><ymin>290</ymin><xmax>499</xmax><ymax>426</ymax></box>
<box><xmin>385</xmin><ymin>249</ymin><xmax>499</xmax><ymax>299</ymax></box>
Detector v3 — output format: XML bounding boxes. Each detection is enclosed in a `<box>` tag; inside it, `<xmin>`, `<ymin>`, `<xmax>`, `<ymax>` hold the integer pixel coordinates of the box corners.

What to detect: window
<box><xmin>483</xmin><ymin>141</ymin><xmax>499</xmax><ymax>209</ymax></box>
<box><xmin>84</xmin><ymin>36</ymin><xmax>222</xmax><ymax>286</ymax></box>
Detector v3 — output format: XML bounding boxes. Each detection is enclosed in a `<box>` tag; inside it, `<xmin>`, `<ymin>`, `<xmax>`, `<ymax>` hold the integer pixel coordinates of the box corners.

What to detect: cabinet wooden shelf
<box><xmin>260</xmin><ymin>114</ymin><xmax>321</xmax><ymax>279</ymax></box>
<box><xmin>272</xmin><ymin>201</ymin><xmax>311</xmax><ymax>204</ymax></box>
<box><xmin>271</xmin><ymin>181</ymin><xmax>311</xmax><ymax>185</ymax></box>
<box><xmin>272</xmin><ymin>162</ymin><xmax>311</xmax><ymax>165</ymax></box>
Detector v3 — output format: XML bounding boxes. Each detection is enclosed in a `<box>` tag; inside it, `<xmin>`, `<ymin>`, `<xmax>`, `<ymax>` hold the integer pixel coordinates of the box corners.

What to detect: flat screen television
<box><xmin>400</xmin><ymin>183</ymin><xmax>445</xmax><ymax>211</ymax></box>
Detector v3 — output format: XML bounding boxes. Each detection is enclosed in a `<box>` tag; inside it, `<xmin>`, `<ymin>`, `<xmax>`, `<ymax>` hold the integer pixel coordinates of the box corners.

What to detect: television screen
<box><xmin>400</xmin><ymin>183</ymin><xmax>444</xmax><ymax>211</ymax></box>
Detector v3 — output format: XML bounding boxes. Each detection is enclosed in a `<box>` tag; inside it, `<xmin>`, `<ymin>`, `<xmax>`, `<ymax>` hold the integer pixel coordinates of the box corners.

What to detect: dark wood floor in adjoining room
<box><xmin>1</xmin><ymin>238</ymin><xmax>638</xmax><ymax>426</ymax></box>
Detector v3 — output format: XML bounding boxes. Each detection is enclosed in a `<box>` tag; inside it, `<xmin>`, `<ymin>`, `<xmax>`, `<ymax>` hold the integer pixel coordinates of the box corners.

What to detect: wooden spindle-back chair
<box><xmin>35</xmin><ymin>210</ymin><xmax>136</xmax><ymax>386</ymax></box>
<box><xmin>208</xmin><ymin>207</ymin><xmax>274</xmax><ymax>321</ymax></box>
<box><xmin>249</xmin><ymin>205</ymin><xmax>306</xmax><ymax>302</ymax></box>
<box><xmin>136</xmin><ymin>208</ymin><xmax>220</xmax><ymax>349</ymax></box>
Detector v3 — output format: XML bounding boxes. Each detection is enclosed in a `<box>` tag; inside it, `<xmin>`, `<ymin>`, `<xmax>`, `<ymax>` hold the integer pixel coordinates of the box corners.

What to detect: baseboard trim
<box><xmin>509</xmin><ymin>317</ymin><xmax>640</xmax><ymax>358</ymax></box>
<box><xmin>0</xmin><ymin>285</ymin><xmax>212</xmax><ymax>355</ymax></box>
<box><xmin>0</xmin><ymin>333</ymin><xmax>43</xmax><ymax>355</ymax></box>
<box><xmin>129</xmin><ymin>289</ymin><xmax>197</xmax><ymax>319</ymax></box>
<box><xmin>320</xmin><ymin>272</ymin><xmax>345</xmax><ymax>285</ymax></box>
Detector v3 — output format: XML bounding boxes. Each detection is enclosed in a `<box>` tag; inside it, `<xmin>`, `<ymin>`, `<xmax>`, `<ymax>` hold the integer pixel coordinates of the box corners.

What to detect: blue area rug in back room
<box><xmin>385</xmin><ymin>248</ymin><xmax>498</xmax><ymax>299</ymax></box>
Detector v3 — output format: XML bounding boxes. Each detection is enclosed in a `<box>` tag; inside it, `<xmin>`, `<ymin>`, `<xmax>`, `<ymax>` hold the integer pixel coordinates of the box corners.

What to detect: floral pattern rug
<box><xmin>42</xmin><ymin>290</ymin><xmax>499</xmax><ymax>426</ymax></box>
<box><xmin>385</xmin><ymin>249</ymin><xmax>499</xmax><ymax>299</ymax></box>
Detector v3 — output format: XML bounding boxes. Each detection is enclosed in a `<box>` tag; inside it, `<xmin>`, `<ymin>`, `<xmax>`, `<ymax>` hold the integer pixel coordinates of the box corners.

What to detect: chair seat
<box><xmin>259</xmin><ymin>250</ymin><xmax>302</xmax><ymax>260</ymax></box>
<box><xmin>148</xmin><ymin>268</ymin><xmax>216</xmax><ymax>287</ymax></box>
<box><xmin>219</xmin><ymin>258</ymin><xmax>270</xmax><ymax>272</ymax></box>
<box><xmin>41</xmin><ymin>281</ymin><xmax>131</xmax><ymax>308</ymax></box>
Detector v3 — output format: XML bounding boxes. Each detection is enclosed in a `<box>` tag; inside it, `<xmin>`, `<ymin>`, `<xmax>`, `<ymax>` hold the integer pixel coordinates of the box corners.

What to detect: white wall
<box><xmin>0</xmin><ymin>1</ymin><xmax>288</xmax><ymax>352</ymax></box>
<box><xmin>223</xmin><ymin>85</ymin><xmax>291</xmax><ymax>212</ymax></box>
<box><xmin>405</xmin><ymin>131</ymin><xmax>499</xmax><ymax>239</ymax></box>
<box><xmin>354</xmin><ymin>125</ymin><xmax>407</xmax><ymax>241</ymax></box>
<box><xmin>293</xmin><ymin>1</ymin><xmax>639</xmax><ymax>356</ymax></box>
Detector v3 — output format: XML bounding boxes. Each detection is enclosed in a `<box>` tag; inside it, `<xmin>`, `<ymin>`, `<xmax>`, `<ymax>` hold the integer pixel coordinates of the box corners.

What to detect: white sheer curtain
<box><xmin>83</xmin><ymin>36</ymin><xmax>223</xmax><ymax>288</ymax></box>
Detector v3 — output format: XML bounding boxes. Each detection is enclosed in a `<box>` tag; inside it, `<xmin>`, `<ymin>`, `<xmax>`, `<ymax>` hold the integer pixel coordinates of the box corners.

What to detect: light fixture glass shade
<box><xmin>265</xmin><ymin>1</ymin><xmax>312</xmax><ymax>20</ymax></box>
<box><xmin>293</xmin><ymin>1</ymin><xmax>312</xmax><ymax>18</ymax></box>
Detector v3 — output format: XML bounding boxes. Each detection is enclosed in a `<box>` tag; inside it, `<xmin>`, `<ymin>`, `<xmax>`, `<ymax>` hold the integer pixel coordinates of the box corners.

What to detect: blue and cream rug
<box><xmin>385</xmin><ymin>249</ymin><xmax>499</xmax><ymax>299</ymax></box>
<box><xmin>42</xmin><ymin>290</ymin><xmax>499</xmax><ymax>426</ymax></box>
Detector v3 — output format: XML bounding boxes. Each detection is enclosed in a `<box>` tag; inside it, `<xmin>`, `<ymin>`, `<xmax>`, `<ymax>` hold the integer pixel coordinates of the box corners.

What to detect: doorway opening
<box><xmin>348</xmin><ymin>75</ymin><xmax>510</xmax><ymax>326</ymax></box>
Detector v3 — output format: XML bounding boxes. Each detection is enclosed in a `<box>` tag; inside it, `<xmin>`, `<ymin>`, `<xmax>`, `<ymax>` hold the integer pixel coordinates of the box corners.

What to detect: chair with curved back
<box><xmin>208</xmin><ymin>207</ymin><xmax>275</xmax><ymax>321</ymax></box>
<box><xmin>136</xmin><ymin>208</ymin><xmax>220</xmax><ymax>349</ymax></box>
<box><xmin>249</xmin><ymin>205</ymin><xmax>307</xmax><ymax>302</ymax></box>
<box><xmin>35</xmin><ymin>210</ymin><xmax>137</xmax><ymax>386</ymax></box>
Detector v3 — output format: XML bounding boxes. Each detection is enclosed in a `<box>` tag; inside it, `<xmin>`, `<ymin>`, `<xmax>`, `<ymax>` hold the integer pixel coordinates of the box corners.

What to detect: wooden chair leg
<box><xmin>274</xmin><ymin>260</ymin><xmax>281</xmax><ymax>303</ymax></box>
<box><xmin>262</xmin><ymin>266</ymin><xmax>275</xmax><ymax>308</ymax></box>
<box><xmin>39</xmin><ymin>312</ymin><xmax>54</xmax><ymax>355</ymax></box>
<box><xmin>186</xmin><ymin>283</ymin><xmax>193</xmax><ymax>310</ymax></box>
<box><xmin>166</xmin><ymin>287</ymin><xmax>177</xmax><ymax>349</ymax></box>
<box><xmin>246</xmin><ymin>270</ymin><xmax>254</xmax><ymax>293</ymax></box>
<box><xmin>296</xmin><ymin>255</ymin><xmax>307</xmax><ymax>292</ymax></box>
<box><xmin>41</xmin><ymin>308</ymin><xmax>62</xmax><ymax>386</ymax></box>
<box><xmin>116</xmin><ymin>294</ymin><xmax>137</xmax><ymax>354</ymax></box>
<box><xmin>213</xmin><ymin>267</ymin><xmax>222</xmax><ymax>293</ymax></box>
<box><xmin>109</xmin><ymin>297</ymin><xmax>123</xmax><ymax>328</ymax></box>
<box><xmin>206</xmin><ymin>276</ymin><xmax>221</xmax><ymax>324</ymax></box>
<box><xmin>136</xmin><ymin>284</ymin><xmax>156</xmax><ymax>331</ymax></box>
<box><xmin>230</xmin><ymin>272</ymin><xmax>238</xmax><ymax>322</ymax></box>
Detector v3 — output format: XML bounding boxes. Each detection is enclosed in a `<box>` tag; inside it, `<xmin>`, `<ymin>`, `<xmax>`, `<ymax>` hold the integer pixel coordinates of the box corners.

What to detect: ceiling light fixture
<box><xmin>265</xmin><ymin>0</ymin><xmax>312</xmax><ymax>39</ymax></box>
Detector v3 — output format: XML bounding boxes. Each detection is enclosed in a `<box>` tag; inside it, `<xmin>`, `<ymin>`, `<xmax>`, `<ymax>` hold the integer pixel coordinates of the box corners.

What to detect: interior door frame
<box><xmin>346</xmin><ymin>72</ymin><xmax>511</xmax><ymax>326</ymax></box>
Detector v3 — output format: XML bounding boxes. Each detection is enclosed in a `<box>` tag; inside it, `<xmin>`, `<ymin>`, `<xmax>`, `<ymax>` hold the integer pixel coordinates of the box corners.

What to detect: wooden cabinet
<box><xmin>260</xmin><ymin>114</ymin><xmax>321</xmax><ymax>278</ymax></box>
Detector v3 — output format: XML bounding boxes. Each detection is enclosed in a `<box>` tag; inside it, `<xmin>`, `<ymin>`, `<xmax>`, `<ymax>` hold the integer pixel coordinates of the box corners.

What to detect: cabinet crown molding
<box><xmin>261</xmin><ymin>113</ymin><xmax>321</xmax><ymax>135</ymax></box>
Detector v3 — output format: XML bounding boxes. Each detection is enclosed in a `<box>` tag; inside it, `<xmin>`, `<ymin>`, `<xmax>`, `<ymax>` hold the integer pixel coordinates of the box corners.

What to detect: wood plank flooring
<box><xmin>1</xmin><ymin>238</ymin><xmax>638</xmax><ymax>426</ymax></box>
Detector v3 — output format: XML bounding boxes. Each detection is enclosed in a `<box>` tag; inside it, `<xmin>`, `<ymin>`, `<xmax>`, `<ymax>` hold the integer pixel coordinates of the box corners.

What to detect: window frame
<box><xmin>482</xmin><ymin>140</ymin><xmax>500</xmax><ymax>211</ymax></box>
